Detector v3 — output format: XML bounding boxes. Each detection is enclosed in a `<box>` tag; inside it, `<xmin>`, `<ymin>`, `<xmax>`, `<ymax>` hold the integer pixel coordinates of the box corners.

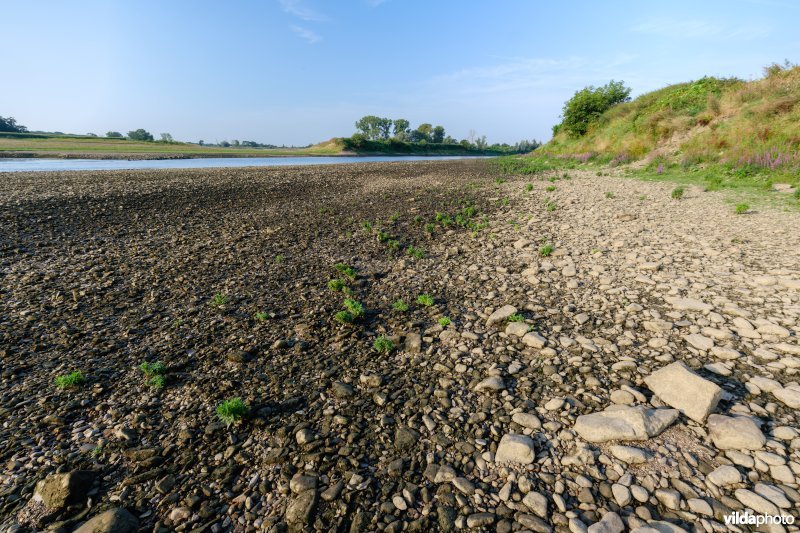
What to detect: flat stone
<box><xmin>73</xmin><ymin>508</ymin><xmax>139</xmax><ymax>533</ymax></box>
<box><xmin>684</xmin><ymin>333</ymin><xmax>714</xmax><ymax>351</ymax></box>
<box><xmin>394</xmin><ymin>427</ymin><xmax>420</xmax><ymax>450</ymax></box>
<box><xmin>285</xmin><ymin>489</ymin><xmax>317</xmax><ymax>526</ymax></box>
<box><xmin>587</xmin><ymin>511</ymin><xmax>624</xmax><ymax>533</ymax></box>
<box><xmin>512</xmin><ymin>412</ymin><xmax>542</xmax><ymax>430</ymax></box>
<box><xmin>773</xmin><ymin>386</ymin><xmax>800</xmax><ymax>408</ymax></box>
<box><xmin>666</xmin><ymin>297</ymin><xmax>713</xmax><ymax>313</ymax></box>
<box><xmin>475</xmin><ymin>376</ymin><xmax>506</xmax><ymax>392</ymax></box>
<box><xmin>495</xmin><ymin>433</ymin><xmax>536</xmax><ymax>464</ymax></box>
<box><xmin>522</xmin><ymin>490</ymin><xmax>548</xmax><ymax>518</ymax></box>
<box><xmin>486</xmin><ymin>305</ymin><xmax>517</xmax><ymax>327</ymax></box>
<box><xmin>707</xmin><ymin>414</ymin><xmax>765</xmax><ymax>450</ymax></box>
<box><xmin>734</xmin><ymin>489</ymin><xmax>780</xmax><ymax>515</ymax></box>
<box><xmin>643</xmin><ymin>362</ymin><xmax>721</xmax><ymax>422</ymax></box>
<box><xmin>466</xmin><ymin>512</ymin><xmax>495</xmax><ymax>528</ymax></box>
<box><xmin>522</xmin><ymin>331</ymin><xmax>547</xmax><ymax>348</ymax></box>
<box><xmin>574</xmin><ymin>406</ymin><xmax>679</xmax><ymax>443</ymax></box>
<box><xmin>31</xmin><ymin>470</ymin><xmax>96</xmax><ymax>511</ymax></box>
<box><xmin>707</xmin><ymin>465</ymin><xmax>742</xmax><ymax>486</ymax></box>
<box><xmin>505</xmin><ymin>321</ymin><xmax>530</xmax><ymax>337</ymax></box>
<box><xmin>609</xmin><ymin>445</ymin><xmax>650</xmax><ymax>464</ymax></box>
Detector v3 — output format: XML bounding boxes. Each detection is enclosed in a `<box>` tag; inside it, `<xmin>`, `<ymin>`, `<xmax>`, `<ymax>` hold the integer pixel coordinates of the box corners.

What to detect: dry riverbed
<box><xmin>1</xmin><ymin>160</ymin><xmax>799</xmax><ymax>532</ymax></box>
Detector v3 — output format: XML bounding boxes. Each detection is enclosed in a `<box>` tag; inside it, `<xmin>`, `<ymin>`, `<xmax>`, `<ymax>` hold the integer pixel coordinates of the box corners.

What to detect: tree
<box><xmin>86</xmin><ymin>133</ymin><xmax>97</xmax><ymax>137</ymax></box>
<box><xmin>392</xmin><ymin>119</ymin><xmax>410</xmax><ymax>140</ymax></box>
<box><xmin>416</xmin><ymin>123</ymin><xmax>433</xmax><ymax>141</ymax></box>
<box><xmin>0</xmin><ymin>116</ymin><xmax>28</xmax><ymax>133</ymax></box>
<box><xmin>198</xmin><ymin>140</ymin><xmax>204</xmax><ymax>145</ymax></box>
<box><xmin>355</xmin><ymin>115</ymin><xmax>392</xmax><ymax>140</ymax></box>
<box><xmin>475</xmin><ymin>136</ymin><xmax>488</xmax><ymax>150</ymax></box>
<box><xmin>559</xmin><ymin>80</ymin><xmax>631</xmax><ymax>137</ymax></box>
<box><xmin>127</xmin><ymin>128</ymin><xmax>154</xmax><ymax>141</ymax></box>
<box><xmin>160</xmin><ymin>133</ymin><xmax>174</xmax><ymax>143</ymax></box>
<box><xmin>106</xmin><ymin>131</ymin><xmax>123</xmax><ymax>138</ymax></box>
<box><xmin>432</xmin><ymin>125</ymin><xmax>445</xmax><ymax>143</ymax></box>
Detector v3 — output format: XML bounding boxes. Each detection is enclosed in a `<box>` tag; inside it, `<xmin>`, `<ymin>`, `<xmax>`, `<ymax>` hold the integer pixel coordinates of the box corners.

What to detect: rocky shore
<box><xmin>1</xmin><ymin>160</ymin><xmax>798</xmax><ymax>531</ymax></box>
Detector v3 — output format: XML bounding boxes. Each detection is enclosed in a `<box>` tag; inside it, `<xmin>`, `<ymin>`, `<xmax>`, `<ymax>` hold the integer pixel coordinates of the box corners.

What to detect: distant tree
<box><xmin>443</xmin><ymin>135</ymin><xmax>456</xmax><ymax>144</ymax></box>
<box><xmin>416</xmin><ymin>123</ymin><xmax>433</xmax><ymax>141</ymax></box>
<box><xmin>219</xmin><ymin>140</ymin><xmax>231</xmax><ymax>147</ymax></box>
<box><xmin>232</xmin><ymin>139</ymin><xmax>240</xmax><ymax>146</ymax></box>
<box><xmin>377</xmin><ymin>118</ymin><xmax>392</xmax><ymax>140</ymax></box>
<box><xmin>160</xmin><ymin>133</ymin><xmax>174</xmax><ymax>143</ymax></box>
<box><xmin>393</xmin><ymin>119</ymin><xmax>410</xmax><ymax>139</ymax></box>
<box><xmin>198</xmin><ymin>140</ymin><xmax>204</xmax><ymax>145</ymax></box>
<box><xmin>475</xmin><ymin>135</ymin><xmax>488</xmax><ymax>150</ymax></box>
<box><xmin>0</xmin><ymin>116</ymin><xmax>28</xmax><ymax>133</ymax></box>
<box><xmin>127</xmin><ymin>128</ymin><xmax>154</xmax><ymax>141</ymax></box>
<box><xmin>467</xmin><ymin>129</ymin><xmax>477</xmax><ymax>144</ymax></box>
<box><xmin>86</xmin><ymin>132</ymin><xmax>97</xmax><ymax>137</ymax></box>
<box><xmin>432</xmin><ymin>125</ymin><xmax>445</xmax><ymax>143</ymax></box>
<box><xmin>106</xmin><ymin>131</ymin><xmax>123</xmax><ymax>138</ymax></box>
<box><xmin>559</xmin><ymin>80</ymin><xmax>631</xmax><ymax>137</ymax></box>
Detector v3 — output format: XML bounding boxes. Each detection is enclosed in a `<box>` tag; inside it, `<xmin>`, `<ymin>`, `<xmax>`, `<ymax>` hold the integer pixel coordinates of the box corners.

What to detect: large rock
<box><xmin>486</xmin><ymin>305</ymin><xmax>517</xmax><ymax>327</ymax></box>
<box><xmin>587</xmin><ymin>511</ymin><xmax>624</xmax><ymax>533</ymax></box>
<box><xmin>574</xmin><ymin>406</ymin><xmax>679</xmax><ymax>443</ymax></box>
<box><xmin>643</xmin><ymin>362</ymin><xmax>721</xmax><ymax>422</ymax></box>
<box><xmin>33</xmin><ymin>470</ymin><xmax>96</xmax><ymax>510</ymax></box>
<box><xmin>773</xmin><ymin>386</ymin><xmax>800</xmax><ymax>408</ymax></box>
<box><xmin>665</xmin><ymin>297</ymin><xmax>713</xmax><ymax>313</ymax></box>
<box><xmin>74</xmin><ymin>508</ymin><xmax>139</xmax><ymax>533</ymax></box>
<box><xmin>495</xmin><ymin>433</ymin><xmax>536</xmax><ymax>464</ymax></box>
<box><xmin>707</xmin><ymin>414</ymin><xmax>765</xmax><ymax>450</ymax></box>
<box><xmin>285</xmin><ymin>489</ymin><xmax>317</xmax><ymax>527</ymax></box>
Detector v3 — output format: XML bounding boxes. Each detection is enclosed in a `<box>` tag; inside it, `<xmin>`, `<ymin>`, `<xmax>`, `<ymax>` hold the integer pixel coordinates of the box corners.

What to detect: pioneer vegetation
<box><xmin>1</xmin><ymin>63</ymin><xmax>799</xmax><ymax>532</ymax></box>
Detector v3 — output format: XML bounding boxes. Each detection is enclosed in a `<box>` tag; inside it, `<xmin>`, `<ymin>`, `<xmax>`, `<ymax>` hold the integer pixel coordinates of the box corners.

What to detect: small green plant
<box><xmin>545</xmin><ymin>200</ymin><xmax>557</xmax><ymax>212</ymax></box>
<box><xmin>413</xmin><ymin>215</ymin><xmax>423</xmax><ymax>224</ymax></box>
<box><xmin>495</xmin><ymin>178</ymin><xmax>507</xmax><ymax>184</ymax></box>
<box><xmin>417</xmin><ymin>294</ymin><xmax>434</xmax><ymax>307</ymax></box>
<box><xmin>734</xmin><ymin>203</ymin><xmax>749</xmax><ymax>214</ymax></box>
<box><xmin>343</xmin><ymin>298</ymin><xmax>365</xmax><ymax>318</ymax></box>
<box><xmin>406</xmin><ymin>245</ymin><xmax>425</xmax><ymax>259</ymax></box>
<box><xmin>210</xmin><ymin>293</ymin><xmax>229</xmax><ymax>307</ymax></box>
<box><xmin>389</xmin><ymin>212</ymin><xmax>400</xmax><ymax>223</ymax></box>
<box><xmin>605</xmin><ymin>191</ymin><xmax>615</xmax><ymax>199</ymax></box>
<box><xmin>328</xmin><ymin>279</ymin><xmax>346</xmax><ymax>291</ymax></box>
<box><xmin>377</xmin><ymin>230</ymin><xmax>390</xmax><ymax>242</ymax></box>
<box><xmin>525</xmin><ymin>183</ymin><xmax>534</xmax><ymax>192</ymax></box>
<box><xmin>362</xmin><ymin>220</ymin><xmax>373</xmax><ymax>232</ymax></box>
<box><xmin>254</xmin><ymin>311</ymin><xmax>269</xmax><ymax>322</ymax></box>
<box><xmin>392</xmin><ymin>300</ymin><xmax>409</xmax><ymax>312</ymax></box>
<box><xmin>539</xmin><ymin>243</ymin><xmax>554</xmax><ymax>257</ymax></box>
<box><xmin>55</xmin><ymin>371</ymin><xmax>85</xmax><ymax>389</ymax></box>
<box><xmin>500</xmin><ymin>197</ymin><xmax>509</xmax><ymax>206</ymax></box>
<box><xmin>424</xmin><ymin>223</ymin><xmax>435</xmax><ymax>234</ymax></box>
<box><xmin>638</xmin><ymin>195</ymin><xmax>647</xmax><ymax>200</ymax></box>
<box><xmin>387</xmin><ymin>239</ymin><xmax>400</xmax><ymax>252</ymax></box>
<box><xmin>671</xmin><ymin>187</ymin><xmax>685</xmax><ymax>200</ymax></box>
<box><xmin>507</xmin><ymin>313</ymin><xmax>524</xmax><ymax>322</ymax></box>
<box><xmin>334</xmin><ymin>263</ymin><xmax>357</xmax><ymax>280</ymax></box>
<box><xmin>275</xmin><ymin>254</ymin><xmax>285</xmax><ymax>263</ymax></box>
<box><xmin>794</xmin><ymin>188</ymin><xmax>800</xmax><ymax>199</ymax></box>
<box><xmin>171</xmin><ymin>318</ymin><xmax>183</xmax><ymax>330</ymax></box>
<box><xmin>373</xmin><ymin>335</ymin><xmax>395</xmax><ymax>353</ymax></box>
<box><xmin>335</xmin><ymin>310</ymin><xmax>354</xmax><ymax>324</ymax></box>
<box><xmin>139</xmin><ymin>361</ymin><xmax>167</xmax><ymax>389</ymax></box>
<box><xmin>546</xmin><ymin>185</ymin><xmax>556</xmax><ymax>192</ymax></box>
<box><xmin>216</xmin><ymin>398</ymin><xmax>248</xmax><ymax>426</ymax></box>
<box><xmin>438</xmin><ymin>316</ymin><xmax>451</xmax><ymax>327</ymax></box>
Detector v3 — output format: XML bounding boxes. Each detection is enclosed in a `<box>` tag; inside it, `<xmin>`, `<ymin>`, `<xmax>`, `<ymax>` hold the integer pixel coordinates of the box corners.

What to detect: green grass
<box><xmin>524</xmin><ymin>183</ymin><xmax>534</xmax><ymax>192</ymax></box>
<box><xmin>507</xmin><ymin>313</ymin><xmax>524</xmax><ymax>322</ymax></box>
<box><xmin>416</xmin><ymin>294</ymin><xmax>434</xmax><ymax>307</ymax></box>
<box><xmin>373</xmin><ymin>336</ymin><xmax>395</xmax><ymax>353</ymax></box>
<box><xmin>216</xmin><ymin>398</ymin><xmax>249</xmax><ymax>426</ymax></box>
<box><xmin>139</xmin><ymin>361</ymin><xmax>167</xmax><ymax>389</ymax></box>
<box><xmin>545</xmin><ymin>185</ymin><xmax>556</xmax><ymax>192</ymax></box>
<box><xmin>438</xmin><ymin>316</ymin><xmax>451</xmax><ymax>327</ymax></box>
<box><xmin>334</xmin><ymin>263</ymin><xmax>357</xmax><ymax>280</ymax></box>
<box><xmin>539</xmin><ymin>243</ymin><xmax>554</xmax><ymax>257</ymax></box>
<box><xmin>328</xmin><ymin>279</ymin><xmax>346</xmax><ymax>292</ymax></box>
<box><xmin>210</xmin><ymin>293</ymin><xmax>229</xmax><ymax>307</ymax></box>
<box><xmin>406</xmin><ymin>245</ymin><xmax>425</xmax><ymax>259</ymax></box>
<box><xmin>605</xmin><ymin>191</ymin><xmax>615</xmax><ymax>199</ymax></box>
<box><xmin>343</xmin><ymin>298</ymin><xmax>365</xmax><ymax>318</ymax></box>
<box><xmin>392</xmin><ymin>300</ymin><xmax>409</xmax><ymax>312</ymax></box>
<box><xmin>254</xmin><ymin>311</ymin><xmax>269</xmax><ymax>321</ymax></box>
<box><xmin>55</xmin><ymin>371</ymin><xmax>85</xmax><ymax>389</ymax></box>
<box><xmin>545</xmin><ymin>200</ymin><xmax>557</xmax><ymax>212</ymax></box>
<box><xmin>335</xmin><ymin>310</ymin><xmax>355</xmax><ymax>324</ymax></box>
<box><xmin>671</xmin><ymin>186</ymin><xmax>685</xmax><ymax>200</ymax></box>
<box><xmin>735</xmin><ymin>203</ymin><xmax>750</xmax><ymax>214</ymax></box>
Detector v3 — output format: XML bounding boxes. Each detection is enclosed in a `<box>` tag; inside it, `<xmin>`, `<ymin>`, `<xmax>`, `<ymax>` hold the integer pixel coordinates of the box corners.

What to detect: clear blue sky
<box><xmin>4</xmin><ymin>0</ymin><xmax>798</xmax><ymax>145</ymax></box>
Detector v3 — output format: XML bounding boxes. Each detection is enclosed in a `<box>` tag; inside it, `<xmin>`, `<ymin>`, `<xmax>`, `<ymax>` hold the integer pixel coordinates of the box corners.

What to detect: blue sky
<box><xmin>4</xmin><ymin>0</ymin><xmax>799</xmax><ymax>145</ymax></box>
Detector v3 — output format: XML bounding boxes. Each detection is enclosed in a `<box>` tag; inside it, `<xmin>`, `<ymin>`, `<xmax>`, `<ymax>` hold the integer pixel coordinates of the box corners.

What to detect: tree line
<box><xmin>347</xmin><ymin>115</ymin><xmax>540</xmax><ymax>154</ymax></box>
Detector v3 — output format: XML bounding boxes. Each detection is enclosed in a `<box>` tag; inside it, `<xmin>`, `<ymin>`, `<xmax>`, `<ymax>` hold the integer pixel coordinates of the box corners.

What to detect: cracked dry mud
<box><xmin>1</xmin><ymin>159</ymin><xmax>799</xmax><ymax>532</ymax></box>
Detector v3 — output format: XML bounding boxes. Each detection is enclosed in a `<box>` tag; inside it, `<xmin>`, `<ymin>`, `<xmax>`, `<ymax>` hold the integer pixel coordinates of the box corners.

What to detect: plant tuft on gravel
<box><xmin>55</xmin><ymin>371</ymin><xmax>85</xmax><ymax>389</ymax></box>
<box><xmin>216</xmin><ymin>398</ymin><xmax>248</xmax><ymax>426</ymax></box>
<box><xmin>671</xmin><ymin>186</ymin><xmax>685</xmax><ymax>199</ymax></box>
<box><xmin>539</xmin><ymin>243</ymin><xmax>554</xmax><ymax>257</ymax></box>
<box><xmin>417</xmin><ymin>294</ymin><xmax>434</xmax><ymax>307</ymax></box>
<box><xmin>735</xmin><ymin>203</ymin><xmax>749</xmax><ymax>214</ymax></box>
<box><xmin>392</xmin><ymin>300</ymin><xmax>409</xmax><ymax>312</ymax></box>
<box><xmin>140</xmin><ymin>361</ymin><xmax>167</xmax><ymax>389</ymax></box>
<box><xmin>210</xmin><ymin>293</ymin><xmax>229</xmax><ymax>307</ymax></box>
<box><xmin>373</xmin><ymin>335</ymin><xmax>394</xmax><ymax>353</ymax></box>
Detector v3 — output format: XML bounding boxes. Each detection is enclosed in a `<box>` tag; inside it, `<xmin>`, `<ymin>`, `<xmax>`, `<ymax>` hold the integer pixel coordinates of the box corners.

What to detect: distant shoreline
<box><xmin>0</xmin><ymin>150</ymin><xmax>494</xmax><ymax>161</ymax></box>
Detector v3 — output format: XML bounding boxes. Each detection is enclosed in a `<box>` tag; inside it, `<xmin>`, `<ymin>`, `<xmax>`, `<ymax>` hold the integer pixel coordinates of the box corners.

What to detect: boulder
<box><xmin>574</xmin><ymin>406</ymin><xmax>679</xmax><ymax>443</ymax></box>
<box><xmin>707</xmin><ymin>414</ymin><xmax>765</xmax><ymax>450</ymax></box>
<box><xmin>644</xmin><ymin>362</ymin><xmax>721</xmax><ymax>422</ymax></box>
<box><xmin>495</xmin><ymin>433</ymin><xmax>536</xmax><ymax>464</ymax></box>
<box><xmin>73</xmin><ymin>508</ymin><xmax>139</xmax><ymax>533</ymax></box>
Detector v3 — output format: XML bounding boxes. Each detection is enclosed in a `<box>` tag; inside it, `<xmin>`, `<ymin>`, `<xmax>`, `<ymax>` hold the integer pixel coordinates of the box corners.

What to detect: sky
<box><xmin>3</xmin><ymin>0</ymin><xmax>799</xmax><ymax>145</ymax></box>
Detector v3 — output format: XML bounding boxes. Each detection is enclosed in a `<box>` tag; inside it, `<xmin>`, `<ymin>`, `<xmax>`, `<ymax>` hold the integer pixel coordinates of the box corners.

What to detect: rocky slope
<box><xmin>0</xmin><ymin>160</ymin><xmax>798</xmax><ymax>532</ymax></box>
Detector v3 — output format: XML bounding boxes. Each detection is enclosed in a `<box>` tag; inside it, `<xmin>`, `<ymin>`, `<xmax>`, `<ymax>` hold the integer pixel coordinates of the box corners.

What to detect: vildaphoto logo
<box><xmin>724</xmin><ymin>512</ymin><xmax>795</xmax><ymax>526</ymax></box>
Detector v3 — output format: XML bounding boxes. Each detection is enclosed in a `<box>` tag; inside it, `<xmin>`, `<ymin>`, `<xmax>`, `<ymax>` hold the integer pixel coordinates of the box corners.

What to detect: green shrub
<box><xmin>392</xmin><ymin>300</ymin><xmax>409</xmax><ymax>312</ymax></box>
<box><xmin>335</xmin><ymin>311</ymin><xmax>354</xmax><ymax>324</ymax></box>
<box><xmin>438</xmin><ymin>316</ymin><xmax>451</xmax><ymax>327</ymax></box>
<box><xmin>139</xmin><ymin>361</ymin><xmax>167</xmax><ymax>389</ymax></box>
<box><xmin>373</xmin><ymin>336</ymin><xmax>395</xmax><ymax>353</ymax></box>
<box><xmin>55</xmin><ymin>371</ymin><xmax>85</xmax><ymax>389</ymax></box>
<box><xmin>546</xmin><ymin>185</ymin><xmax>556</xmax><ymax>192</ymax></box>
<box><xmin>671</xmin><ymin>186</ymin><xmax>685</xmax><ymax>199</ymax></box>
<box><xmin>406</xmin><ymin>245</ymin><xmax>425</xmax><ymax>259</ymax></box>
<box><xmin>328</xmin><ymin>279</ymin><xmax>346</xmax><ymax>292</ymax></box>
<box><xmin>334</xmin><ymin>263</ymin><xmax>357</xmax><ymax>280</ymax></box>
<box><xmin>216</xmin><ymin>398</ymin><xmax>248</xmax><ymax>426</ymax></box>
<box><xmin>525</xmin><ymin>183</ymin><xmax>534</xmax><ymax>192</ymax></box>
<box><xmin>559</xmin><ymin>80</ymin><xmax>632</xmax><ymax>137</ymax></box>
<box><xmin>416</xmin><ymin>294</ymin><xmax>434</xmax><ymax>307</ymax></box>
<box><xmin>734</xmin><ymin>203</ymin><xmax>749</xmax><ymax>214</ymax></box>
<box><xmin>343</xmin><ymin>298</ymin><xmax>365</xmax><ymax>318</ymax></box>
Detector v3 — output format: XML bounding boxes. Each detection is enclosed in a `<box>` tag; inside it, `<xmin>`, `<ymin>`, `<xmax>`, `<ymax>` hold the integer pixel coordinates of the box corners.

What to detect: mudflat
<box><xmin>2</xmin><ymin>159</ymin><xmax>800</xmax><ymax>531</ymax></box>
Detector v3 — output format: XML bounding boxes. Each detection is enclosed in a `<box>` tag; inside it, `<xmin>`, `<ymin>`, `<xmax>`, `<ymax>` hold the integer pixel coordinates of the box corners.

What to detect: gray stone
<box><xmin>475</xmin><ymin>376</ymin><xmax>505</xmax><ymax>392</ymax></box>
<box><xmin>707</xmin><ymin>465</ymin><xmax>742</xmax><ymax>486</ymax></box>
<box><xmin>74</xmin><ymin>508</ymin><xmax>139</xmax><ymax>533</ymax></box>
<box><xmin>495</xmin><ymin>433</ymin><xmax>536</xmax><ymax>464</ymax></box>
<box><xmin>574</xmin><ymin>406</ymin><xmax>679</xmax><ymax>443</ymax></box>
<box><xmin>609</xmin><ymin>445</ymin><xmax>650</xmax><ymax>464</ymax></box>
<box><xmin>285</xmin><ymin>489</ymin><xmax>317</xmax><ymax>526</ymax></box>
<box><xmin>486</xmin><ymin>305</ymin><xmax>517</xmax><ymax>327</ymax></box>
<box><xmin>643</xmin><ymin>362</ymin><xmax>721</xmax><ymax>422</ymax></box>
<box><xmin>773</xmin><ymin>386</ymin><xmax>800</xmax><ymax>408</ymax></box>
<box><xmin>587</xmin><ymin>511</ymin><xmax>624</xmax><ymax>533</ymax></box>
<box><xmin>707</xmin><ymin>414</ymin><xmax>765</xmax><ymax>450</ymax></box>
